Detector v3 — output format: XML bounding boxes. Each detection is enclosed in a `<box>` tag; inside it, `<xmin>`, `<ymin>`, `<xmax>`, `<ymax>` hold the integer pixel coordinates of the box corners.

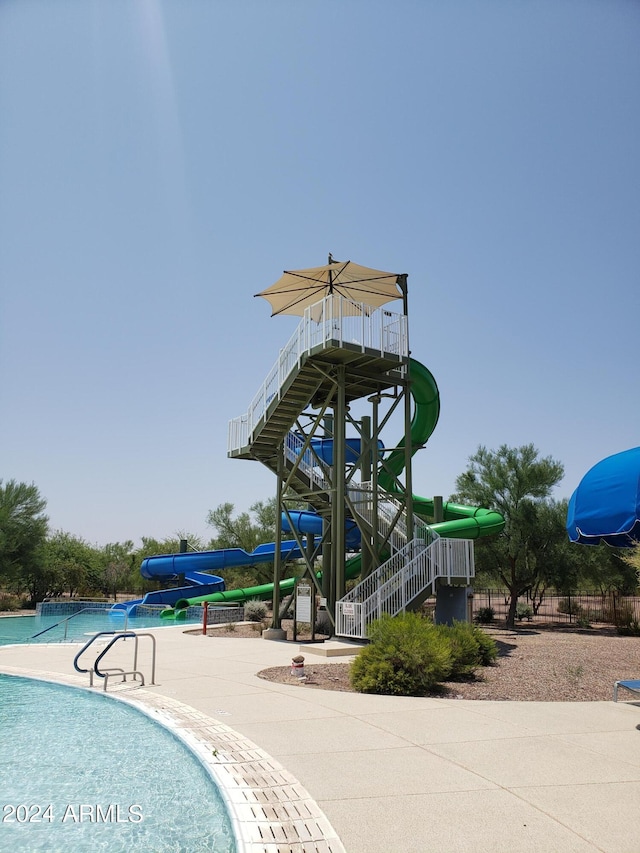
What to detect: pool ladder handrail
<box><xmin>30</xmin><ymin>607</ymin><xmax>129</xmax><ymax>641</ymax></box>
<box><xmin>74</xmin><ymin>631</ymin><xmax>156</xmax><ymax>692</ymax></box>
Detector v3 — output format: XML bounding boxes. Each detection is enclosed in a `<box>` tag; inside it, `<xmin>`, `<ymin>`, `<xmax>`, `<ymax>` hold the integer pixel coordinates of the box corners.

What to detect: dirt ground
<box><xmin>195</xmin><ymin>620</ymin><xmax>640</xmax><ymax>702</ymax></box>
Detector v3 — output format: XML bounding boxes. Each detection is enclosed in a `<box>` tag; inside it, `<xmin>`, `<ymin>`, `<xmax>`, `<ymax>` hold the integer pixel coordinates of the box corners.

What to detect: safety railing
<box><xmin>281</xmin><ymin>438</ymin><xmax>430</xmax><ymax>560</ymax></box>
<box><xmin>348</xmin><ymin>483</ymin><xmax>405</xmax><ymax>553</ymax></box>
<box><xmin>335</xmin><ymin>535</ymin><xmax>474</xmax><ymax>639</ymax></box>
<box><xmin>228</xmin><ymin>294</ymin><xmax>408</xmax><ymax>451</ymax></box>
<box><xmin>282</xmin><ymin>434</ymin><xmax>438</xmax><ymax>566</ymax></box>
<box><xmin>284</xmin><ymin>431</ymin><xmax>331</xmax><ymax>492</ymax></box>
<box><xmin>73</xmin><ymin>631</ymin><xmax>156</xmax><ymax>692</ymax></box>
<box><xmin>30</xmin><ymin>608</ymin><xmax>129</xmax><ymax>641</ymax></box>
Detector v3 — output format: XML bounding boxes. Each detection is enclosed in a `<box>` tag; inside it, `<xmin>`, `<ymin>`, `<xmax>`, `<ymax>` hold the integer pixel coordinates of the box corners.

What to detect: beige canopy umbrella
<box><xmin>255</xmin><ymin>255</ymin><xmax>406</xmax><ymax>317</ymax></box>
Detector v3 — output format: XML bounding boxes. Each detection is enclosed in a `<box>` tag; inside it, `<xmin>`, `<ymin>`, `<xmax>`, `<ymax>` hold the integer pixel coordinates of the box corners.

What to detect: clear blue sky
<box><xmin>1</xmin><ymin>1</ymin><xmax>638</xmax><ymax>547</ymax></box>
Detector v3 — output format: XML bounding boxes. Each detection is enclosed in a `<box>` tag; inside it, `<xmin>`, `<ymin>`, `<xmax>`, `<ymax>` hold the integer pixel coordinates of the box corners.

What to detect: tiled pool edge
<box><xmin>0</xmin><ymin>663</ymin><xmax>346</xmax><ymax>853</ymax></box>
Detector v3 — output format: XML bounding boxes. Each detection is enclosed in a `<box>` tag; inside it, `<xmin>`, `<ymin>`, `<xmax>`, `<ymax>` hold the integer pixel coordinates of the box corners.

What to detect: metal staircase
<box><xmin>335</xmin><ymin>534</ymin><xmax>474</xmax><ymax>639</ymax></box>
<box><xmin>228</xmin><ymin>294</ymin><xmax>407</xmax><ymax>459</ymax></box>
<box><xmin>227</xmin><ymin>294</ymin><xmax>474</xmax><ymax>633</ymax></box>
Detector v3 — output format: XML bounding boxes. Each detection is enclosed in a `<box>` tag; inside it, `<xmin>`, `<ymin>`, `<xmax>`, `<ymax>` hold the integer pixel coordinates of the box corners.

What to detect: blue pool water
<box><xmin>0</xmin><ymin>611</ymin><xmax>199</xmax><ymax>646</ymax></box>
<box><xmin>0</xmin><ymin>674</ymin><xmax>236</xmax><ymax>852</ymax></box>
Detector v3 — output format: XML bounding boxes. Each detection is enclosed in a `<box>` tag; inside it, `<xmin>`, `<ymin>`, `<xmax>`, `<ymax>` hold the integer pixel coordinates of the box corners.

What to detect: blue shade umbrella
<box><xmin>567</xmin><ymin>447</ymin><xmax>640</xmax><ymax>547</ymax></box>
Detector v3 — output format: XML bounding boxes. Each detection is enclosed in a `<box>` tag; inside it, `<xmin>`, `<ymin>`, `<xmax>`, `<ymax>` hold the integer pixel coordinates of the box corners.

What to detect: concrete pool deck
<box><xmin>2</xmin><ymin>624</ymin><xmax>640</xmax><ymax>853</ymax></box>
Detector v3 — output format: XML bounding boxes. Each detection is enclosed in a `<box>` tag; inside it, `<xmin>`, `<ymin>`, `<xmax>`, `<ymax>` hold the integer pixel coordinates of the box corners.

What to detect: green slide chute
<box><xmin>382</xmin><ymin>358</ymin><xmax>505</xmax><ymax>540</ymax></box>
<box><xmin>164</xmin><ymin>554</ymin><xmax>363</xmax><ymax>617</ymax></box>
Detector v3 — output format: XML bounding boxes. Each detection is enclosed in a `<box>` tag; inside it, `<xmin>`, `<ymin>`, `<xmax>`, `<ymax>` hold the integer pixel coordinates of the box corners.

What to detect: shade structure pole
<box><xmin>403</xmin><ymin>365</ymin><xmax>415</xmax><ymax>543</ymax></box>
<box><xmin>371</xmin><ymin>394</ymin><xmax>380</xmax><ymax>562</ymax></box>
<box><xmin>360</xmin><ymin>415</ymin><xmax>372</xmax><ymax>580</ymax></box>
<box><xmin>399</xmin><ymin>273</ymin><xmax>415</xmax><ymax>543</ymax></box>
<box><xmin>322</xmin><ymin>512</ymin><xmax>334</xmax><ymax>614</ymax></box>
<box><xmin>270</xmin><ymin>442</ymin><xmax>285</xmax><ymax>630</ymax></box>
<box><xmin>322</xmin><ymin>414</ymin><xmax>334</xmax><ymax>603</ymax></box>
<box><xmin>332</xmin><ymin>365</ymin><xmax>347</xmax><ymax>613</ymax></box>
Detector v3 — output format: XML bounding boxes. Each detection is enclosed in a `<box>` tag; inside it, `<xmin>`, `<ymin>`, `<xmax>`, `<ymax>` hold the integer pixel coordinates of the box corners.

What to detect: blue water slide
<box><xmin>111</xmin><ymin>569</ymin><xmax>226</xmax><ymax>616</ymax></box>
<box><xmin>113</xmin><ymin>539</ymin><xmax>307</xmax><ymax>616</ymax></box>
<box><xmin>119</xmin><ymin>434</ymin><xmax>374</xmax><ymax>616</ymax></box>
<box><xmin>281</xmin><ymin>509</ymin><xmax>361</xmax><ymax>550</ymax></box>
<box><xmin>139</xmin><ymin>541</ymin><xmax>304</xmax><ymax>579</ymax></box>
<box><xmin>298</xmin><ymin>436</ymin><xmax>383</xmax><ymax>467</ymax></box>
<box><xmin>118</xmin><ymin>504</ymin><xmax>363</xmax><ymax>616</ymax></box>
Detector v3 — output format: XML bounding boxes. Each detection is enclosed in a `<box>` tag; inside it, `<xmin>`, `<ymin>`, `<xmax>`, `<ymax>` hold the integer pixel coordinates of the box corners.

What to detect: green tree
<box><xmin>42</xmin><ymin>531</ymin><xmax>103</xmax><ymax>597</ymax></box>
<box><xmin>127</xmin><ymin>532</ymin><xmax>213</xmax><ymax>595</ymax></box>
<box><xmin>452</xmin><ymin>444</ymin><xmax>565</xmax><ymax>627</ymax></box>
<box><xmin>100</xmin><ymin>541</ymin><xmax>135</xmax><ymax>601</ymax></box>
<box><xmin>620</xmin><ymin>542</ymin><xmax>640</xmax><ymax>585</ymax></box>
<box><xmin>523</xmin><ymin>499</ymin><xmax>577</xmax><ymax>611</ymax></box>
<box><xmin>206</xmin><ymin>501</ymin><xmax>276</xmax><ymax>552</ymax></box>
<box><xmin>0</xmin><ymin>480</ymin><xmax>49</xmax><ymax>600</ymax></box>
<box><xmin>579</xmin><ymin>542</ymin><xmax>639</xmax><ymax>594</ymax></box>
<box><xmin>136</xmin><ymin>532</ymin><xmax>210</xmax><ymax>563</ymax></box>
<box><xmin>206</xmin><ymin>499</ymin><xmax>287</xmax><ymax>587</ymax></box>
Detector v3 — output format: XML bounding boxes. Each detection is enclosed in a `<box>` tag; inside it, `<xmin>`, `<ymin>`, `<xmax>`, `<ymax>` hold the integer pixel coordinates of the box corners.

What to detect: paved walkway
<box><xmin>2</xmin><ymin>626</ymin><xmax>640</xmax><ymax>852</ymax></box>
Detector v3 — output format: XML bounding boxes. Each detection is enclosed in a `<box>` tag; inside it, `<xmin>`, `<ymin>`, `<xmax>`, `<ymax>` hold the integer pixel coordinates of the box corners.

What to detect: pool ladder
<box><xmin>74</xmin><ymin>631</ymin><xmax>156</xmax><ymax>692</ymax></box>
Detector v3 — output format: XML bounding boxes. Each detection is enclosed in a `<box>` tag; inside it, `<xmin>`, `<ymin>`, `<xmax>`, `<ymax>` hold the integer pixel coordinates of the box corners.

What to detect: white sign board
<box><xmin>296</xmin><ymin>584</ymin><xmax>312</xmax><ymax>623</ymax></box>
<box><xmin>342</xmin><ymin>602</ymin><xmax>355</xmax><ymax>616</ymax></box>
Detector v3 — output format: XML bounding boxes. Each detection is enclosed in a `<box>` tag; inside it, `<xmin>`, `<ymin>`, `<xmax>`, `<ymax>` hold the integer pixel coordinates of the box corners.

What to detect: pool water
<box><xmin>0</xmin><ymin>674</ymin><xmax>236</xmax><ymax>852</ymax></box>
<box><xmin>0</xmin><ymin>611</ymin><xmax>199</xmax><ymax>646</ymax></box>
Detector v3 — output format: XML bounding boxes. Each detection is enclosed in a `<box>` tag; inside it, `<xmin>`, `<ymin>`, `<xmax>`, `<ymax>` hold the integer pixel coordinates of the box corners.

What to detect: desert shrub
<box><xmin>557</xmin><ymin>597</ymin><xmax>583</xmax><ymax>617</ymax></box>
<box><xmin>244</xmin><ymin>599</ymin><xmax>268</xmax><ymax>622</ymax></box>
<box><xmin>436</xmin><ymin>621</ymin><xmax>497</xmax><ymax>679</ymax></box>
<box><xmin>515</xmin><ymin>602</ymin><xmax>533</xmax><ymax>621</ymax></box>
<box><xmin>618</xmin><ymin>623</ymin><xmax>640</xmax><ymax>637</ymax></box>
<box><xmin>279</xmin><ymin>602</ymin><xmax>294</xmax><ymax>619</ymax></box>
<box><xmin>436</xmin><ymin>621</ymin><xmax>479</xmax><ymax>679</ymax></box>
<box><xmin>604</xmin><ymin>601</ymin><xmax>635</xmax><ymax>629</ymax></box>
<box><xmin>585</xmin><ymin>608</ymin><xmax>603</xmax><ymax>624</ymax></box>
<box><xmin>350</xmin><ymin>612</ymin><xmax>451</xmax><ymax>696</ymax></box>
<box><xmin>596</xmin><ymin>597</ymin><xmax>640</xmax><ymax>632</ymax></box>
<box><xmin>0</xmin><ymin>592</ymin><xmax>24</xmax><ymax>611</ymax></box>
<box><xmin>471</xmin><ymin>625</ymin><xmax>499</xmax><ymax>665</ymax></box>
<box><xmin>474</xmin><ymin>606</ymin><xmax>495</xmax><ymax>624</ymax></box>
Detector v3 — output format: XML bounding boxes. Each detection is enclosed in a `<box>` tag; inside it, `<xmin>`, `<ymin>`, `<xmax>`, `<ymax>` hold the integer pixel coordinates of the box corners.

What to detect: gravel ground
<box><xmin>200</xmin><ymin>622</ymin><xmax>640</xmax><ymax>701</ymax></box>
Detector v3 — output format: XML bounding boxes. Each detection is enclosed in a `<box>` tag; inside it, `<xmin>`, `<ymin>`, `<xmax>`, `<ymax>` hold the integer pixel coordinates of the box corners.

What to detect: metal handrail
<box><xmin>73</xmin><ymin>631</ymin><xmax>130</xmax><ymax>674</ymax></box>
<box><xmin>74</xmin><ymin>630</ymin><xmax>156</xmax><ymax>692</ymax></box>
<box><xmin>31</xmin><ymin>607</ymin><xmax>129</xmax><ymax>640</ymax></box>
<box><xmin>228</xmin><ymin>294</ymin><xmax>408</xmax><ymax>451</ymax></box>
<box><xmin>335</xmin><ymin>536</ymin><xmax>475</xmax><ymax>639</ymax></box>
<box><xmin>43</xmin><ymin>596</ymin><xmax>109</xmax><ymax>603</ymax></box>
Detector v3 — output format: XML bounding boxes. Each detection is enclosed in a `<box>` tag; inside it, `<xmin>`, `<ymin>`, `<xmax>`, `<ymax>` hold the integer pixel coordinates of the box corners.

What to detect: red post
<box><xmin>202</xmin><ymin>602</ymin><xmax>208</xmax><ymax>635</ymax></box>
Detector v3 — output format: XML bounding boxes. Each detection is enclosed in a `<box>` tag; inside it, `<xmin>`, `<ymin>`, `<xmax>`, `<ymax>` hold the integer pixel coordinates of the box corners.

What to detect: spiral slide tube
<box><xmin>380</xmin><ymin>359</ymin><xmax>505</xmax><ymax>539</ymax></box>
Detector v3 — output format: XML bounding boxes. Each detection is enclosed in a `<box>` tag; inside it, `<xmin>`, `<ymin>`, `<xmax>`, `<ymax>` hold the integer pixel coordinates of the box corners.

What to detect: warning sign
<box><xmin>295</xmin><ymin>583</ymin><xmax>312</xmax><ymax>623</ymax></box>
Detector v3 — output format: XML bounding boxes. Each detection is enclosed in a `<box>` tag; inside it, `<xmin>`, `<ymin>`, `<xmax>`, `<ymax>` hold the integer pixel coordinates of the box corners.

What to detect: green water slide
<box><xmin>165</xmin><ymin>358</ymin><xmax>503</xmax><ymax>617</ymax></box>
<box><xmin>166</xmin><ymin>554</ymin><xmax>363</xmax><ymax>616</ymax></box>
<box><xmin>382</xmin><ymin>359</ymin><xmax>505</xmax><ymax>539</ymax></box>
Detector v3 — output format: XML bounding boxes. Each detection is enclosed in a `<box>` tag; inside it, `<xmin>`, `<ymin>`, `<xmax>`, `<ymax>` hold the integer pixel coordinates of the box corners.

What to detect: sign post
<box><xmin>294</xmin><ymin>581</ymin><xmax>315</xmax><ymax>642</ymax></box>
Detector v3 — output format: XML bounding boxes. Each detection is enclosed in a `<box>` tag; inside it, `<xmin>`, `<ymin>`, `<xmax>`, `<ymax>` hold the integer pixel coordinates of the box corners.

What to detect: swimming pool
<box><xmin>0</xmin><ymin>674</ymin><xmax>236</xmax><ymax>852</ymax></box>
<box><xmin>0</xmin><ymin>610</ymin><xmax>200</xmax><ymax>646</ymax></box>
